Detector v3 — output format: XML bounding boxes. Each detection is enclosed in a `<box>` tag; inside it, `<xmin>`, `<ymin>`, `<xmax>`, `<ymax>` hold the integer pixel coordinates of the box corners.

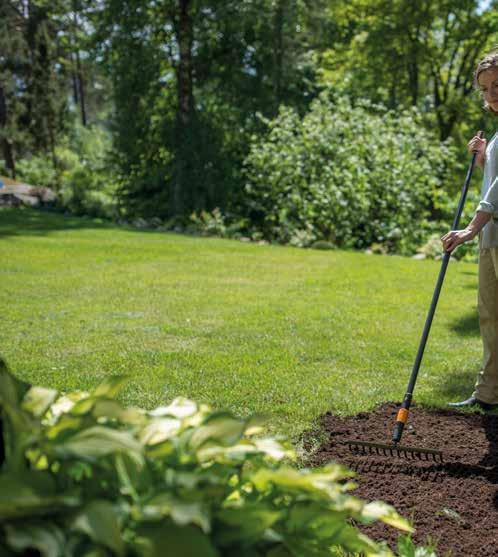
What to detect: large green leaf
<box><xmin>198</xmin><ymin>436</ymin><xmax>295</xmax><ymax>463</ymax></box>
<box><xmin>253</xmin><ymin>438</ymin><xmax>295</xmax><ymax>461</ymax></box>
<box><xmin>196</xmin><ymin>439</ymin><xmax>261</xmax><ymax>463</ymax></box>
<box><xmin>361</xmin><ymin>501</ymin><xmax>413</xmax><ymax>532</ymax></box>
<box><xmin>48</xmin><ymin>392</ymin><xmax>90</xmax><ymax>421</ymax></box>
<box><xmin>69</xmin><ymin>397</ymin><xmax>145</xmax><ymax>426</ymax></box>
<box><xmin>53</xmin><ymin>425</ymin><xmax>144</xmax><ymax>466</ymax></box>
<box><xmin>45</xmin><ymin>414</ymin><xmax>86</xmax><ymax>441</ymax></box>
<box><xmin>0</xmin><ymin>359</ymin><xmax>30</xmax><ymax>409</ymax></box>
<box><xmin>71</xmin><ymin>500</ymin><xmax>125</xmax><ymax>557</ymax></box>
<box><xmin>286</xmin><ymin>502</ymin><xmax>345</xmax><ymax>537</ymax></box>
<box><xmin>137</xmin><ymin>493</ymin><xmax>211</xmax><ymax>533</ymax></box>
<box><xmin>93</xmin><ymin>375</ymin><xmax>129</xmax><ymax>399</ymax></box>
<box><xmin>189</xmin><ymin>412</ymin><xmax>247</xmax><ymax>450</ymax></box>
<box><xmin>250</xmin><ymin>466</ymin><xmax>355</xmax><ymax>500</ymax></box>
<box><xmin>0</xmin><ymin>361</ymin><xmax>38</xmax><ymax>469</ymax></box>
<box><xmin>216</xmin><ymin>505</ymin><xmax>281</xmax><ymax>546</ymax></box>
<box><xmin>266</xmin><ymin>547</ymin><xmax>293</xmax><ymax>557</ymax></box>
<box><xmin>0</xmin><ymin>472</ymin><xmax>80</xmax><ymax>520</ymax></box>
<box><xmin>149</xmin><ymin>398</ymin><xmax>198</xmax><ymax>419</ymax></box>
<box><xmin>139</xmin><ymin>417</ymin><xmax>182</xmax><ymax>445</ymax></box>
<box><xmin>144</xmin><ymin>439</ymin><xmax>175</xmax><ymax>459</ymax></box>
<box><xmin>5</xmin><ymin>522</ymin><xmax>65</xmax><ymax>557</ymax></box>
<box><xmin>70</xmin><ymin>397</ymin><xmax>99</xmax><ymax>416</ymax></box>
<box><xmin>329</xmin><ymin>524</ymin><xmax>383</xmax><ymax>556</ymax></box>
<box><xmin>133</xmin><ymin>523</ymin><xmax>218</xmax><ymax>557</ymax></box>
<box><xmin>91</xmin><ymin>399</ymin><xmax>145</xmax><ymax>424</ymax></box>
<box><xmin>22</xmin><ymin>386</ymin><xmax>59</xmax><ymax>417</ymax></box>
<box><xmin>164</xmin><ymin>468</ymin><xmax>230</xmax><ymax>491</ymax></box>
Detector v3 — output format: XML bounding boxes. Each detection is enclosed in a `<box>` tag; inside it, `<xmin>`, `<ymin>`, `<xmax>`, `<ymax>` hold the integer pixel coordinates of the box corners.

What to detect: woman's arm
<box><xmin>441</xmin><ymin>211</ymin><xmax>492</xmax><ymax>252</ymax></box>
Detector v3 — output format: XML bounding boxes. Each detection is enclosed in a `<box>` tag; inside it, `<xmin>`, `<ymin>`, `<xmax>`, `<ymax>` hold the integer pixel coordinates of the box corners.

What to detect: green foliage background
<box><xmin>243</xmin><ymin>94</ymin><xmax>459</xmax><ymax>253</ymax></box>
<box><xmin>1</xmin><ymin>0</ymin><xmax>497</xmax><ymax>252</ymax></box>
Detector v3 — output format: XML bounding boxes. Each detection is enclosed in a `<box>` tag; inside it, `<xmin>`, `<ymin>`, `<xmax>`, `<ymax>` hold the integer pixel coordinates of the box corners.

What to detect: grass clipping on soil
<box><xmin>310</xmin><ymin>402</ymin><xmax>498</xmax><ymax>557</ymax></box>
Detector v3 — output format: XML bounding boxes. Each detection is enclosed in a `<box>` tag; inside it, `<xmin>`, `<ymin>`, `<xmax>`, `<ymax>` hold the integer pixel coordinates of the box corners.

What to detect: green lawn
<box><xmin>0</xmin><ymin>208</ymin><xmax>482</xmax><ymax>440</ymax></box>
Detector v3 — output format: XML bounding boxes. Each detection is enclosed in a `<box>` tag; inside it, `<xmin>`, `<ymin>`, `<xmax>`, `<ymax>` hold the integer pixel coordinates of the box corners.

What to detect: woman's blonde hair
<box><xmin>474</xmin><ymin>47</ymin><xmax>498</xmax><ymax>113</ymax></box>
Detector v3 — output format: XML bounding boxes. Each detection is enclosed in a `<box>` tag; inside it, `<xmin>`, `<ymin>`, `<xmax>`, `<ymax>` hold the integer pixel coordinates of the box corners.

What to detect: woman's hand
<box><xmin>468</xmin><ymin>134</ymin><xmax>487</xmax><ymax>168</ymax></box>
<box><xmin>441</xmin><ymin>228</ymin><xmax>475</xmax><ymax>253</ymax></box>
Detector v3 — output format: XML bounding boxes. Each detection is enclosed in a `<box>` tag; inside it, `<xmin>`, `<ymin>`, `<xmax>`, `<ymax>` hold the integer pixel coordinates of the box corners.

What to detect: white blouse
<box><xmin>477</xmin><ymin>131</ymin><xmax>498</xmax><ymax>249</ymax></box>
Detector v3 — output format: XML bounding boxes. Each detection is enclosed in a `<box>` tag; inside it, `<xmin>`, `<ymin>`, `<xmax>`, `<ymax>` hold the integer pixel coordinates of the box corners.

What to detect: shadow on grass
<box><xmin>0</xmin><ymin>208</ymin><xmax>115</xmax><ymax>238</ymax></box>
<box><xmin>432</xmin><ymin>367</ymin><xmax>478</xmax><ymax>401</ymax></box>
<box><xmin>448</xmin><ymin>309</ymin><xmax>480</xmax><ymax>337</ymax></box>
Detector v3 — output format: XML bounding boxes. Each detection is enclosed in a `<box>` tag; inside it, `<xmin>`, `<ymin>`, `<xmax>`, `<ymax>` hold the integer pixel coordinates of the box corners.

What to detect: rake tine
<box><xmin>342</xmin><ymin>440</ymin><xmax>443</xmax><ymax>462</ymax></box>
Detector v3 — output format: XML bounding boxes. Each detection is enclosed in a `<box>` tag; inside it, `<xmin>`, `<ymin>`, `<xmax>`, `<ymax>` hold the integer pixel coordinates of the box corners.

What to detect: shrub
<box><xmin>189</xmin><ymin>208</ymin><xmax>227</xmax><ymax>237</ymax></box>
<box><xmin>188</xmin><ymin>208</ymin><xmax>251</xmax><ymax>240</ymax></box>
<box><xmin>15</xmin><ymin>156</ymin><xmax>58</xmax><ymax>189</ymax></box>
<box><xmin>15</xmin><ymin>124</ymin><xmax>119</xmax><ymax>219</ymax></box>
<box><xmin>243</xmin><ymin>94</ymin><xmax>458</xmax><ymax>254</ymax></box>
<box><xmin>0</xmin><ymin>358</ymin><xmax>433</xmax><ymax>557</ymax></box>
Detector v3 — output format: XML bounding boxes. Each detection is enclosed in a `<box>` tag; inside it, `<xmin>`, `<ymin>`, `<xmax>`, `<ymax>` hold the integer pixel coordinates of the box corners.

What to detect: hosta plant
<box><xmin>0</xmin><ymin>359</ymin><xmax>422</xmax><ymax>557</ymax></box>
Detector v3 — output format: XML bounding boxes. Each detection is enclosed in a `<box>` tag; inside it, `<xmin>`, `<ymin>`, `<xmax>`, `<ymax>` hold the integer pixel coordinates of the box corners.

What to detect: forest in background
<box><xmin>1</xmin><ymin>0</ymin><xmax>498</xmax><ymax>254</ymax></box>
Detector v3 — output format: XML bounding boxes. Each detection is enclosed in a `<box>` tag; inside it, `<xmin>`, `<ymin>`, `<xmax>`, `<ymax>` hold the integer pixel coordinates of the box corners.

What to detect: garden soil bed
<box><xmin>309</xmin><ymin>403</ymin><xmax>498</xmax><ymax>556</ymax></box>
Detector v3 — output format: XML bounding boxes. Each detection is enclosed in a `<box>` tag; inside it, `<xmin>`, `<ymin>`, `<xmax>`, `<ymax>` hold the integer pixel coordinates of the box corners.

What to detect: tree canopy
<box><xmin>1</xmin><ymin>0</ymin><xmax>497</xmax><ymax>228</ymax></box>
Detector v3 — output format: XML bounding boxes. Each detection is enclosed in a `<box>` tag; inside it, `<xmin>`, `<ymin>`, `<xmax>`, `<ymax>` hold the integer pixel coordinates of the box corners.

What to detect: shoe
<box><xmin>447</xmin><ymin>396</ymin><xmax>498</xmax><ymax>411</ymax></box>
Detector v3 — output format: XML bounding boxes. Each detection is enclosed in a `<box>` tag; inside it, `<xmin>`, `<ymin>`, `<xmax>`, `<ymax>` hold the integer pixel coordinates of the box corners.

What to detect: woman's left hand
<box><xmin>441</xmin><ymin>229</ymin><xmax>474</xmax><ymax>252</ymax></box>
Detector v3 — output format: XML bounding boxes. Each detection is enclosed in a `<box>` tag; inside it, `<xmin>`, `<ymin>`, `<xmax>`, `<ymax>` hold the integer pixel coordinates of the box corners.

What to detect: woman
<box><xmin>441</xmin><ymin>49</ymin><xmax>498</xmax><ymax>410</ymax></box>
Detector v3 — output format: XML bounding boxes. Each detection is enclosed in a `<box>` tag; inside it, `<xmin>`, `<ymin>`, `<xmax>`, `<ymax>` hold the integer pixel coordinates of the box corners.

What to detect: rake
<box><xmin>344</xmin><ymin>131</ymin><xmax>485</xmax><ymax>463</ymax></box>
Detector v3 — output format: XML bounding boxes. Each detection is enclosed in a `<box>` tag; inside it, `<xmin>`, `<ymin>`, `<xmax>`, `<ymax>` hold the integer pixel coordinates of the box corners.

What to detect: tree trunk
<box><xmin>173</xmin><ymin>0</ymin><xmax>194</xmax><ymax>216</ymax></box>
<box><xmin>408</xmin><ymin>57</ymin><xmax>418</xmax><ymax>106</ymax></box>
<box><xmin>0</xmin><ymin>414</ymin><xmax>4</xmax><ymax>467</ymax></box>
<box><xmin>71</xmin><ymin>51</ymin><xmax>79</xmax><ymax>106</ymax></box>
<box><xmin>273</xmin><ymin>0</ymin><xmax>286</xmax><ymax>114</ymax></box>
<box><xmin>75</xmin><ymin>49</ymin><xmax>87</xmax><ymax>126</ymax></box>
<box><xmin>0</xmin><ymin>83</ymin><xmax>16</xmax><ymax>178</ymax></box>
<box><xmin>72</xmin><ymin>4</ymin><xmax>87</xmax><ymax>126</ymax></box>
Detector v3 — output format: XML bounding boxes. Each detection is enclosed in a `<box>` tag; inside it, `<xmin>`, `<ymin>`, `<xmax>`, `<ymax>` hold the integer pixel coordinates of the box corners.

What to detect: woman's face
<box><xmin>478</xmin><ymin>67</ymin><xmax>498</xmax><ymax>113</ymax></box>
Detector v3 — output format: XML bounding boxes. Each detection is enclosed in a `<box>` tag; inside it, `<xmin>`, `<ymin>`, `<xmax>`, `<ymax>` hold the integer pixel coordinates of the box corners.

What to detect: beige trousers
<box><xmin>473</xmin><ymin>247</ymin><xmax>498</xmax><ymax>403</ymax></box>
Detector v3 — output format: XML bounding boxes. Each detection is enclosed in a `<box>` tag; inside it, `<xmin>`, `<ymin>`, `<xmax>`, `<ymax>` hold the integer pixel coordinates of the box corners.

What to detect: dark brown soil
<box><xmin>309</xmin><ymin>402</ymin><xmax>498</xmax><ymax>557</ymax></box>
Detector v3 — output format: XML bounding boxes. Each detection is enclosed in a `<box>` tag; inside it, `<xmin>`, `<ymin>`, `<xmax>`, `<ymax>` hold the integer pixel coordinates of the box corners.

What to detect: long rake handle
<box><xmin>392</xmin><ymin>131</ymin><xmax>484</xmax><ymax>445</ymax></box>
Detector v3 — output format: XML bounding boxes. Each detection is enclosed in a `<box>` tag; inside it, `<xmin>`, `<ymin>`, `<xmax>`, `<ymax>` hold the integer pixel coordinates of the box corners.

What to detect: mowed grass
<box><xmin>0</xmin><ymin>208</ymin><xmax>482</xmax><ymax>439</ymax></box>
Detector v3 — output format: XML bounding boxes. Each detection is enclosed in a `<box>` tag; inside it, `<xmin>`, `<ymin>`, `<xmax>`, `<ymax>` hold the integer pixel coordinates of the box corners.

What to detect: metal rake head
<box><xmin>343</xmin><ymin>439</ymin><xmax>444</xmax><ymax>462</ymax></box>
